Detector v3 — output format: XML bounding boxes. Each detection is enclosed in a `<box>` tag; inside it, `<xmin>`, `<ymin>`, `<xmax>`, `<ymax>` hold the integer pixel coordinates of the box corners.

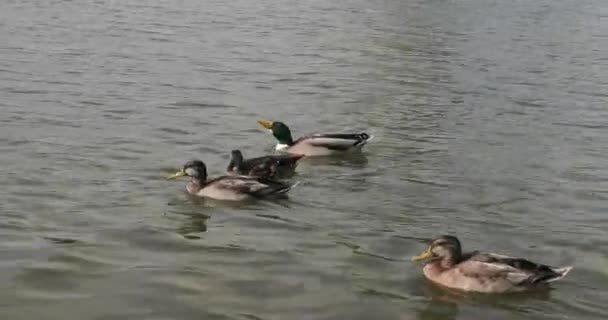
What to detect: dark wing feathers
<box><xmin>248</xmin><ymin>160</ymin><xmax>277</xmax><ymax>178</ymax></box>
<box><xmin>236</xmin><ymin>155</ymin><xmax>302</xmax><ymax>177</ymax></box>
<box><xmin>312</xmin><ymin>133</ymin><xmax>370</xmax><ymax>145</ymax></box>
<box><xmin>467</xmin><ymin>252</ymin><xmax>561</xmax><ymax>284</ymax></box>
<box><xmin>247</xmin><ymin>154</ymin><xmax>302</xmax><ymax>167</ymax></box>
<box><xmin>309</xmin><ymin>141</ymin><xmax>352</xmax><ymax>151</ymax></box>
<box><xmin>305</xmin><ymin>133</ymin><xmax>371</xmax><ymax>150</ymax></box>
<box><xmin>212</xmin><ymin>176</ymin><xmax>292</xmax><ymax>197</ymax></box>
<box><xmin>313</xmin><ymin>133</ymin><xmax>370</xmax><ymax>140</ymax></box>
<box><xmin>470</xmin><ymin>253</ymin><xmax>553</xmax><ymax>273</ymax></box>
<box><xmin>247</xmin><ymin>177</ymin><xmax>293</xmax><ymax>197</ymax></box>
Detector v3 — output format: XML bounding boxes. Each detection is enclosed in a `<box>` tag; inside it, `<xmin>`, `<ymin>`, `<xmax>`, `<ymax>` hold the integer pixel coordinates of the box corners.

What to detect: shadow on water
<box><xmin>165</xmin><ymin>189</ymin><xmax>303</xmax><ymax>235</ymax></box>
<box><xmin>417</xmin><ymin>280</ymin><xmax>554</xmax><ymax>320</ymax></box>
<box><xmin>300</xmin><ymin>152</ymin><xmax>369</xmax><ymax>168</ymax></box>
<box><xmin>167</xmin><ymin>191</ymin><xmax>294</xmax><ymax>208</ymax></box>
<box><xmin>418</xmin><ymin>300</ymin><xmax>459</xmax><ymax>320</ymax></box>
<box><xmin>177</xmin><ymin>214</ymin><xmax>209</xmax><ymax>238</ymax></box>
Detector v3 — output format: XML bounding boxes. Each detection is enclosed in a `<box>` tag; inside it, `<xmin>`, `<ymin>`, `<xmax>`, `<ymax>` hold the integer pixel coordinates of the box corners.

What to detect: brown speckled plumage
<box><xmin>412</xmin><ymin>235</ymin><xmax>573</xmax><ymax>293</ymax></box>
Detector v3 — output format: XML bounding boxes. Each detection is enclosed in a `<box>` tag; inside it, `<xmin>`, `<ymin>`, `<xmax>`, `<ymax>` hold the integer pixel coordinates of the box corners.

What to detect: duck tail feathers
<box><xmin>354</xmin><ymin>133</ymin><xmax>374</xmax><ymax>147</ymax></box>
<box><xmin>275</xmin><ymin>181</ymin><xmax>300</xmax><ymax>194</ymax></box>
<box><xmin>362</xmin><ymin>133</ymin><xmax>374</xmax><ymax>142</ymax></box>
<box><xmin>287</xmin><ymin>181</ymin><xmax>301</xmax><ymax>191</ymax></box>
<box><xmin>545</xmin><ymin>266</ymin><xmax>573</xmax><ymax>283</ymax></box>
<box><xmin>359</xmin><ymin>133</ymin><xmax>371</xmax><ymax>140</ymax></box>
<box><xmin>530</xmin><ymin>265</ymin><xmax>573</xmax><ymax>284</ymax></box>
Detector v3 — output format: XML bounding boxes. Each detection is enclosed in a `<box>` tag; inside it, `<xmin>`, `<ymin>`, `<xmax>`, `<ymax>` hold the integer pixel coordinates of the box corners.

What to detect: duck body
<box><xmin>281</xmin><ymin>133</ymin><xmax>372</xmax><ymax>156</ymax></box>
<box><xmin>258</xmin><ymin>120</ymin><xmax>372</xmax><ymax>157</ymax></box>
<box><xmin>187</xmin><ymin>175</ymin><xmax>294</xmax><ymax>201</ymax></box>
<box><xmin>413</xmin><ymin>236</ymin><xmax>572</xmax><ymax>293</ymax></box>
<box><xmin>168</xmin><ymin>160</ymin><xmax>296</xmax><ymax>201</ymax></box>
<box><xmin>421</xmin><ymin>251</ymin><xmax>572</xmax><ymax>293</ymax></box>
<box><xmin>227</xmin><ymin>149</ymin><xmax>303</xmax><ymax>178</ymax></box>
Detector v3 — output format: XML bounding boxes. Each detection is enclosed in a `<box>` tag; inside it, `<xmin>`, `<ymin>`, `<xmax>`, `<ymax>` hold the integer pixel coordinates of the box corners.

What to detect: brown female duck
<box><xmin>226</xmin><ymin>149</ymin><xmax>303</xmax><ymax>178</ymax></box>
<box><xmin>168</xmin><ymin>160</ymin><xmax>297</xmax><ymax>201</ymax></box>
<box><xmin>412</xmin><ymin>235</ymin><xmax>572</xmax><ymax>293</ymax></box>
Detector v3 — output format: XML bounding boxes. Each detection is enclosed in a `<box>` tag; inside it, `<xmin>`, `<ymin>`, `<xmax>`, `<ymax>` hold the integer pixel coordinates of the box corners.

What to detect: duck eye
<box><xmin>434</xmin><ymin>240</ymin><xmax>448</xmax><ymax>246</ymax></box>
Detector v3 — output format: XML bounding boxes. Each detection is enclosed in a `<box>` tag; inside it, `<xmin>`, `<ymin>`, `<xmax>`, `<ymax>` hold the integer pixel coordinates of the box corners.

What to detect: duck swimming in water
<box><xmin>167</xmin><ymin>160</ymin><xmax>297</xmax><ymax>201</ymax></box>
<box><xmin>257</xmin><ymin>119</ymin><xmax>372</xmax><ymax>156</ymax></box>
<box><xmin>226</xmin><ymin>149</ymin><xmax>303</xmax><ymax>178</ymax></box>
<box><xmin>411</xmin><ymin>235</ymin><xmax>572</xmax><ymax>293</ymax></box>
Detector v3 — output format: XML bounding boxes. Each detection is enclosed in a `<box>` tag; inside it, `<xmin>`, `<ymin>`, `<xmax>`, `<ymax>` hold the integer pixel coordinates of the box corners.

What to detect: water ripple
<box><xmin>1</xmin><ymin>0</ymin><xmax>606</xmax><ymax>318</ymax></box>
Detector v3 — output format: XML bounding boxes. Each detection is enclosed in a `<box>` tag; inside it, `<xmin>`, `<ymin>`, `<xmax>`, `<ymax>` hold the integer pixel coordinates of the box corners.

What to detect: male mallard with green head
<box><xmin>168</xmin><ymin>160</ymin><xmax>297</xmax><ymax>201</ymax></box>
<box><xmin>226</xmin><ymin>149</ymin><xmax>303</xmax><ymax>178</ymax></box>
<box><xmin>412</xmin><ymin>235</ymin><xmax>572</xmax><ymax>293</ymax></box>
<box><xmin>257</xmin><ymin>119</ymin><xmax>372</xmax><ymax>156</ymax></box>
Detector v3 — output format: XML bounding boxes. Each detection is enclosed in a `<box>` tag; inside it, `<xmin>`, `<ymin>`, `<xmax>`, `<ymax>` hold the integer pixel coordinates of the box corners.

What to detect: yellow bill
<box><xmin>167</xmin><ymin>170</ymin><xmax>186</xmax><ymax>180</ymax></box>
<box><xmin>257</xmin><ymin>119</ymin><xmax>274</xmax><ymax>129</ymax></box>
<box><xmin>411</xmin><ymin>248</ymin><xmax>434</xmax><ymax>261</ymax></box>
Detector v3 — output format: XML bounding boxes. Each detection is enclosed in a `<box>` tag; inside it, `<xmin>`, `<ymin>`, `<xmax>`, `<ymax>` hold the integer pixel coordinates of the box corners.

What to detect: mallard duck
<box><xmin>257</xmin><ymin>119</ymin><xmax>372</xmax><ymax>156</ymax></box>
<box><xmin>226</xmin><ymin>149</ymin><xmax>303</xmax><ymax>178</ymax></box>
<box><xmin>167</xmin><ymin>160</ymin><xmax>297</xmax><ymax>201</ymax></box>
<box><xmin>411</xmin><ymin>235</ymin><xmax>572</xmax><ymax>293</ymax></box>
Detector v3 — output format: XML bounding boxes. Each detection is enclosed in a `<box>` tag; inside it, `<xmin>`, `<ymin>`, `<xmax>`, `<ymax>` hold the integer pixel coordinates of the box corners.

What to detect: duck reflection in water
<box><xmin>177</xmin><ymin>213</ymin><xmax>209</xmax><ymax>238</ymax></box>
<box><xmin>416</xmin><ymin>270</ymin><xmax>554</xmax><ymax>320</ymax></box>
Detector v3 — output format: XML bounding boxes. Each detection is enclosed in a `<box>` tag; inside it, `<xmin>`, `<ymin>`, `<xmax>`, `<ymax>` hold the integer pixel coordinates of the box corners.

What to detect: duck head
<box><xmin>167</xmin><ymin>160</ymin><xmax>208</xmax><ymax>183</ymax></box>
<box><xmin>257</xmin><ymin>119</ymin><xmax>294</xmax><ymax>146</ymax></box>
<box><xmin>412</xmin><ymin>235</ymin><xmax>462</xmax><ymax>264</ymax></box>
<box><xmin>227</xmin><ymin>150</ymin><xmax>244</xmax><ymax>173</ymax></box>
